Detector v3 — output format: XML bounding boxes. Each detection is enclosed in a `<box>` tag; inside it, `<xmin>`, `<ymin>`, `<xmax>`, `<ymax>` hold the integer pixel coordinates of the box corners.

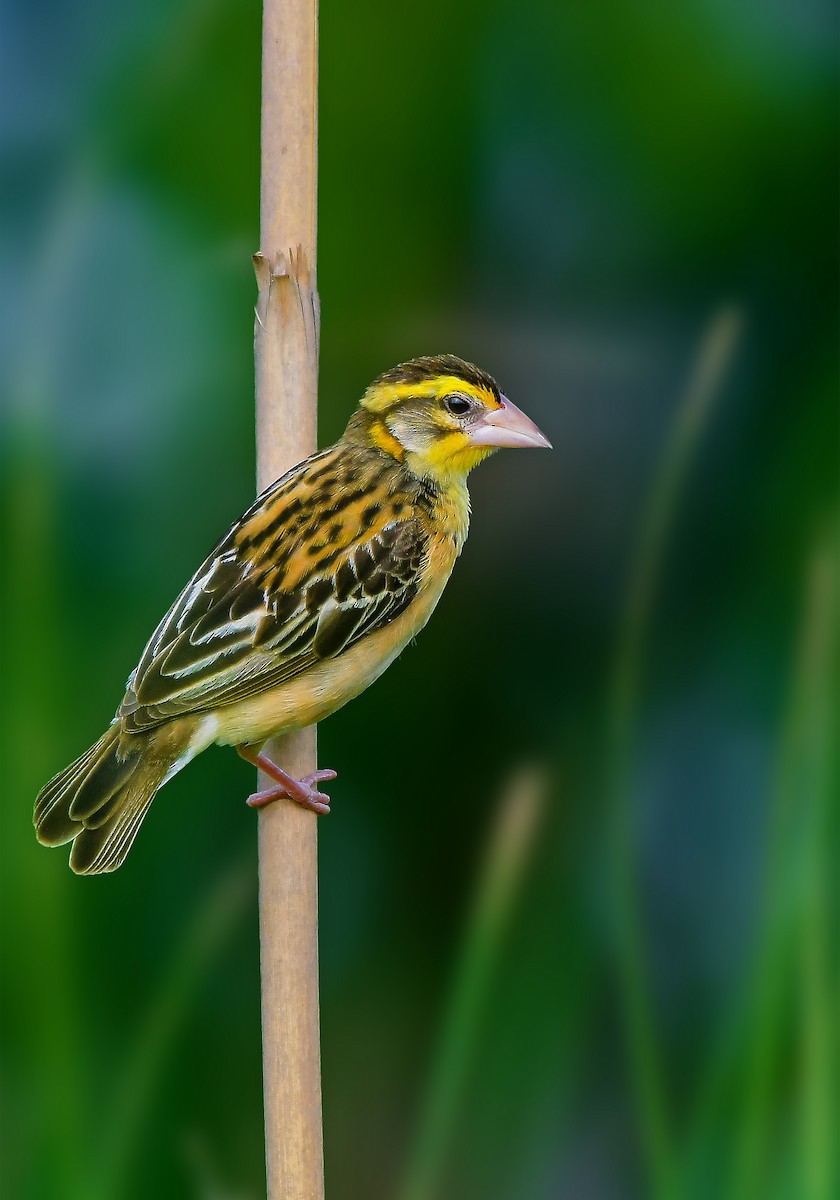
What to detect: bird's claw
<box><xmin>246</xmin><ymin>768</ymin><xmax>336</xmax><ymax>814</ymax></box>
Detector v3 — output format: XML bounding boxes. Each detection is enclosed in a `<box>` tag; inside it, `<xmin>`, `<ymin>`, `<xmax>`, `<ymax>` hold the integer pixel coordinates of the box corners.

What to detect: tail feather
<box><xmin>34</xmin><ymin>728</ymin><xmax>122</xmax><ymax>845</ymax></box>
<box><xmin>34</xmin><ymin>722</ymin><xmax>184</xmax><ymax>874</ymax></box>
<box><xmin>69</xmin><ymin>738</ymin><xmax>140</xmax><ymax>822</ymax></box>
<box><xmin>69</xmin><ymin>787</ymin><xmax>157</xmax><ymax>875</ymax></box>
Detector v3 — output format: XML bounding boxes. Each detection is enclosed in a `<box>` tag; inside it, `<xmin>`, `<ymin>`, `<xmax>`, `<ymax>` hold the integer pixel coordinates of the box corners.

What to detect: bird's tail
<box><xmin>34</xmin><ymin>723</ymin><xmax>174</xmax><ymax>874</ymax></box>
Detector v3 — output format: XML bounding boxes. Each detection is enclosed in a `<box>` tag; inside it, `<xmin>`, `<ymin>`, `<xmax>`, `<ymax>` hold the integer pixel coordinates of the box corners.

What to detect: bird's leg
<box><xmin>236</xmin><ymin>744</ymin><xmax>336</xmax><ymax>815</ymax></box>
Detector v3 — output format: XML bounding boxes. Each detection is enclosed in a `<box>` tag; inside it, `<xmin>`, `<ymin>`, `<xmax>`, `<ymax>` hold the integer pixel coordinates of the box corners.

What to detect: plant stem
<box><xmin>254</xmin><ymin>1</ymin><xmax>323</xmax><ymax>1195</ymax></box>
<box><xmin>398</xmin><ymin>767</ymin><xmax>546</xmax><ymax>1200</ymax></box>
<box><xmin>607</xmin><ymin>307</ymin><xmax>743</xmax><ymax>1200</ymax></box>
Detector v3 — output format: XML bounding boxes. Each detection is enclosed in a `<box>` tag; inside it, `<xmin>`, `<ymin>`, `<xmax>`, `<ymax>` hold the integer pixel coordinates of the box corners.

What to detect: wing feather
<box><xmin>119</xmin><ymin>456</ymin><xmax>427</xmax><ymax>734</ymax></box>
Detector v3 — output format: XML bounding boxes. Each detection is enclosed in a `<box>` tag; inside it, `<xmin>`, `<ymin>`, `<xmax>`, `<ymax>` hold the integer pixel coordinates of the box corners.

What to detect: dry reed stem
<box><xmin>254</xmin><ymin>0</ymin><xmax>323</xmax><ymax>1194</ymax></box>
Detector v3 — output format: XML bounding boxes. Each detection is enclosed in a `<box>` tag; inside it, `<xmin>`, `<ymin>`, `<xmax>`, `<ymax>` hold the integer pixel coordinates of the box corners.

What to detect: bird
<box><xmin>34</xmin><ymin>355</ymin><xmax>551</xmax><ymax>874</ymax></box>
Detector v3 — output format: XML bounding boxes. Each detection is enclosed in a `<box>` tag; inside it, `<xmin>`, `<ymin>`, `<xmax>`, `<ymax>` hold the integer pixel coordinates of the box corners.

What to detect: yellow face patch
<box><xmin>362</xmin><ymin>375</ymin><xmax>501</xmax><ymax>415</ymax></box>
<box><xmin>369</xmin><ymin>421</ymin><xmax>406</xmax><ymax>460</ymax></box>
<box><xmin>421</xmin><ymin>431</ymin><xmax>494</xmax><ymax>476</ymax></box>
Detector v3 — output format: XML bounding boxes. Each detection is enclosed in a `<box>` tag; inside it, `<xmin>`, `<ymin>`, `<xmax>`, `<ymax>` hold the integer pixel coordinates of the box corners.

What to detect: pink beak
<box><xmin>467</xmin><ymin>395</ymin><xmax>552</xmax><ymax>450</ymax></box>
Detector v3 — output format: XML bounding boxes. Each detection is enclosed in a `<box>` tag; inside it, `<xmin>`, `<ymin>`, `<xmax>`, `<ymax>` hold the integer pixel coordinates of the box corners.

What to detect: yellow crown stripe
<box><xmin>363</xmin><ymin>376</ymin><xmax>501</xmax><ymax>414</ymax></box>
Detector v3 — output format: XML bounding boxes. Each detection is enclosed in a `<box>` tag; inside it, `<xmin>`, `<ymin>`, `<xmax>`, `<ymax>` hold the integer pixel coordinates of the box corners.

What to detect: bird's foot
<box><xmin>246</xmin><ymin>770</ymin><xmax>336</xmax><ymax>814</ymax></box>
<box><xmin>236</xmin><ymin>746</ymin><xmax>335</xmax><ymax>814</ymax></box>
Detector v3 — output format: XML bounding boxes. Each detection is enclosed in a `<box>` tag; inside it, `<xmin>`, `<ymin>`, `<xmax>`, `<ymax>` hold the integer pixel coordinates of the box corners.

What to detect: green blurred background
<box><xmin>1</xmin><ymin>1</ymin><xmax>837</xmax><ymax>1197</ymax></box>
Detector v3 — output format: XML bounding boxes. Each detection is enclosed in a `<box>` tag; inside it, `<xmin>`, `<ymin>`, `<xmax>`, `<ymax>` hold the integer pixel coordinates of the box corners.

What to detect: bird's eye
<box><xmin>444</xmin><ymin>394</ymin><xmax>473</xmax><ymax>417</ymax></box>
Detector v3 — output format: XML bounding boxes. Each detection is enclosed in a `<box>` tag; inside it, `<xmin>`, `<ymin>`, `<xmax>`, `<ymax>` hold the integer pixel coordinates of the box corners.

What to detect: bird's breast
<box><xmin>213</xmin><ymin>532</ymin><xmax>459</xmax><ymax>748</ymax></box>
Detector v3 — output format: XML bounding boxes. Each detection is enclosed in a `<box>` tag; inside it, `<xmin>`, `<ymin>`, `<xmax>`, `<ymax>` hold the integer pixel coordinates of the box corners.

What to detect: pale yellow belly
<box><xmin>210</xmin><ymin>551</ymin><xmax>455</xmax><ymax>748</ymax></box>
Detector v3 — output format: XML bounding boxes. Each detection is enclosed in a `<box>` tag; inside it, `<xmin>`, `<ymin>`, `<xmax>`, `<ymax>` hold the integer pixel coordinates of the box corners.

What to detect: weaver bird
<box><xmin>34</xmin><ymin>355</ymin><xmax>550</xmax><ymax>873</ymax></box>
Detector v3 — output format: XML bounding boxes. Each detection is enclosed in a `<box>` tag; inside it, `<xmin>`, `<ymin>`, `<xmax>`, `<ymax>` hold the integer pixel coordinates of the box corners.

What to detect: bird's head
<box><xmin>347</xmin><ymin>355</ymin><xmax>551</xmax><ymax>483</ymax></box>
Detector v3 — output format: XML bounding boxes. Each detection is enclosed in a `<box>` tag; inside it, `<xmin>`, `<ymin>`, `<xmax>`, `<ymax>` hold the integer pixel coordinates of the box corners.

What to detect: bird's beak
<box><xmin>467</xmin><ymin>395</ymin><xmax>552</xmax><ymax>450</ymax></box>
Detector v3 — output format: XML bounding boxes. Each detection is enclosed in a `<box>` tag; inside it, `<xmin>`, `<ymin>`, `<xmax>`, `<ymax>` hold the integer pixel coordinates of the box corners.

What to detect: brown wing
<box><xmin>119</xmin><ymin>451</ymin><xmax>428</xmax><ymax>733</ymax></box>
